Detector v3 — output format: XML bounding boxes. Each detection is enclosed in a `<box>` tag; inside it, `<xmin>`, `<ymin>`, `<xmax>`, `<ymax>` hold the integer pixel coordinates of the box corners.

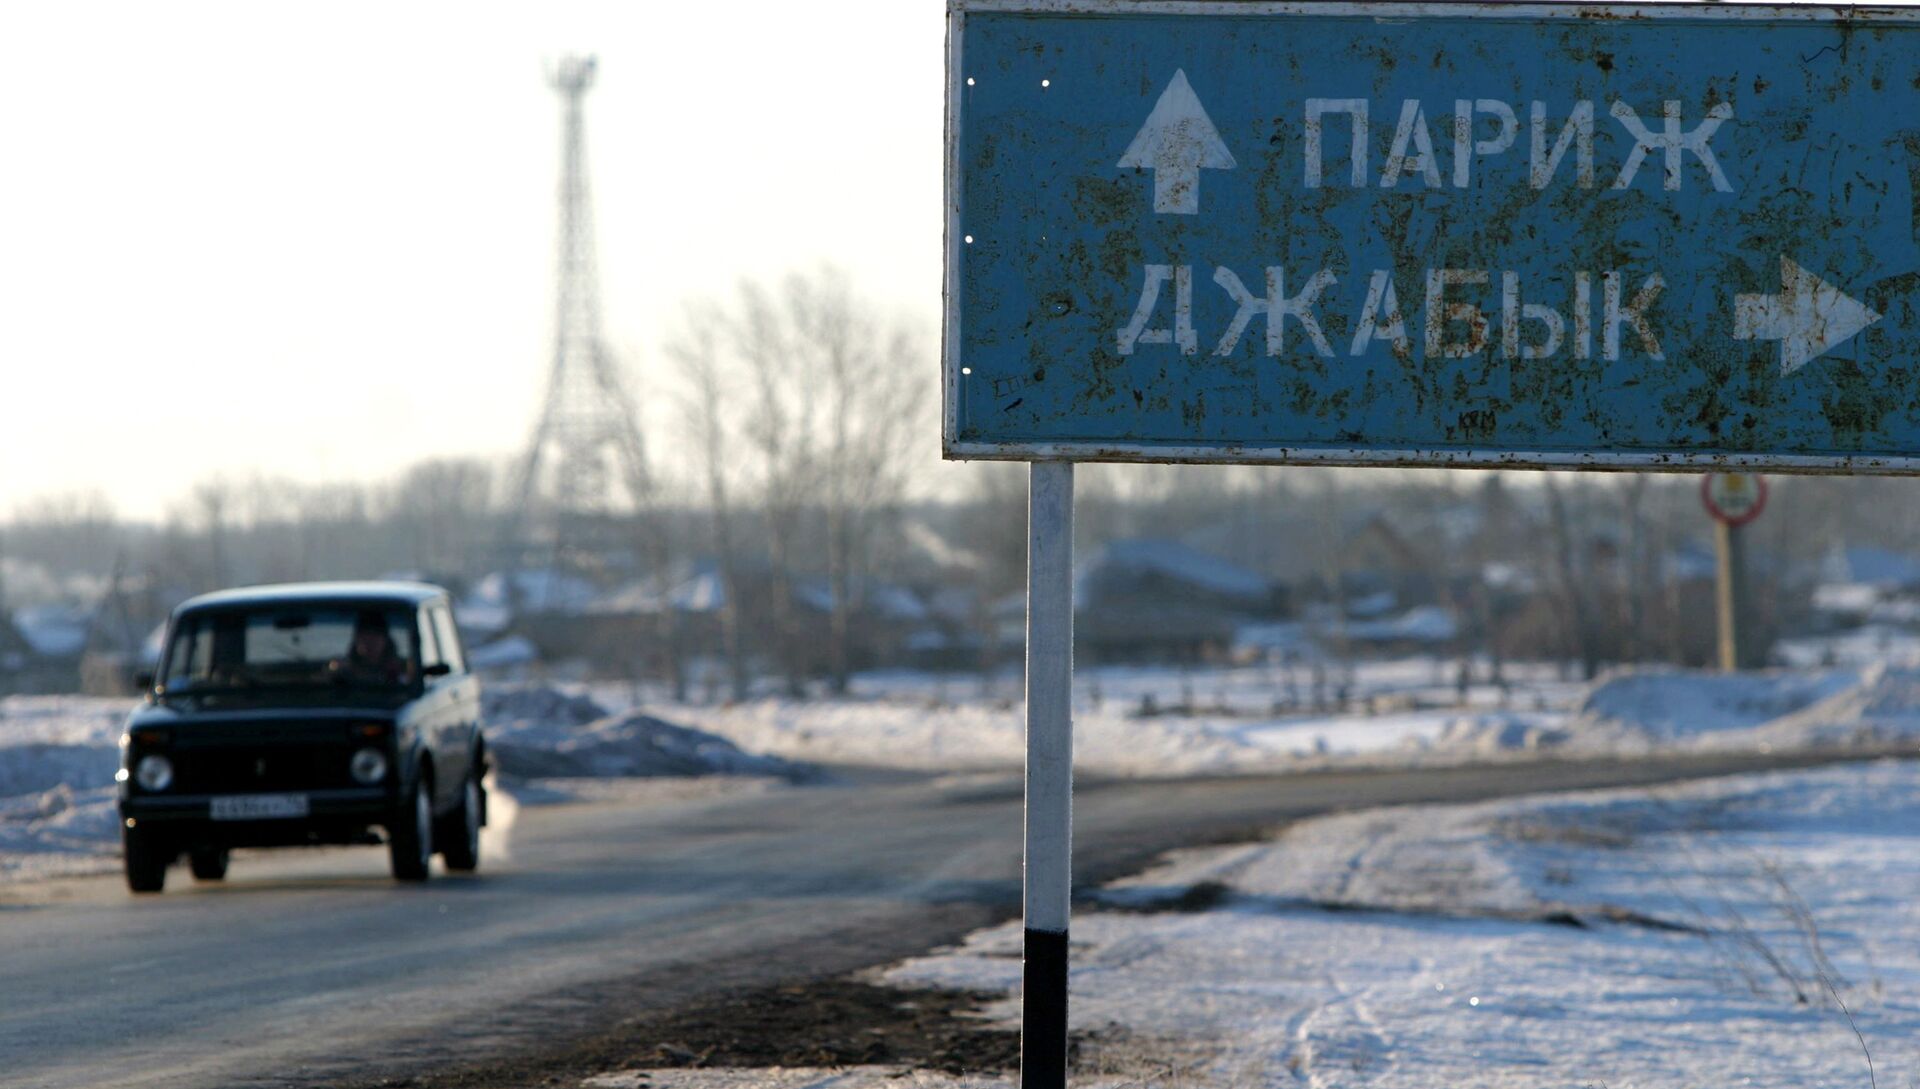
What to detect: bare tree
<box><xmin>668</xmin><ymin>267</ymin><xmax>931</xmax><ymax>697</ymax></box>
<box><xmin>956</xmin><ymin>460</ymin><xmax>1030</xmax><ymax>687</ymax></box>
<box><xmin>667</xmin><ymin>305</ymin><xmax>750</xmax><ymax>702</ymax></box>
<box><xmin>189</xmin><ymin>479</ymin><xmax>233</xmax><ymax>587</ymax></box>
<box><xmin>1542</xmin><ymin>473</ymin><xmax>1601</xmax><ymax>680</ymax></box>
<box><xmin>731</xmin><ymin>278</ymin><xmax>817</xmax><ymax>694</ymax></box>
<box><xmin>1617</xmin><ymin>474</ymin><xmax>1653</xmax><ymax>661</ymax></box>
<box><xmin>785</xmin><ymin>267</ymin><xmax>927</xmax><ymax>694</ymax></box>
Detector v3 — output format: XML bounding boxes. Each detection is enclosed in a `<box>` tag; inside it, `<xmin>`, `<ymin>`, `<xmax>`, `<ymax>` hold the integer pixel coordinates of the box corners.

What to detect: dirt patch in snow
<box><xmin>590</xmin><ymin>979</ymin><xmax>1025</xmax><ymax>1074</ymax></box>
<box><xmin>343</xmin><ymin>978</ymin><xmax>1040</xmax><ymax>1089</ymax></box>
<box><xmin>1086</xmin><ymin>879</ymin><xmax>1234</xmax><ymax>914</ymax></box>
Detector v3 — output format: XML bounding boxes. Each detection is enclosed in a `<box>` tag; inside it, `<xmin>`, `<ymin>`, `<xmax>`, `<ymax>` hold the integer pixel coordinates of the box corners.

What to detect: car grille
<box><xmin>170</xmin><ymin>744</ymin><xmax>355</xmax><ymax>794</ymax></box>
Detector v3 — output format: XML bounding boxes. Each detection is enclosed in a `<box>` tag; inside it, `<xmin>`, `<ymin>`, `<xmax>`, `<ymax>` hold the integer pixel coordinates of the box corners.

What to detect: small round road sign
<box><xmin>1702</xmin><ymin>473</ymin><xmax>1768</xmax><ymax>526</ymax></box>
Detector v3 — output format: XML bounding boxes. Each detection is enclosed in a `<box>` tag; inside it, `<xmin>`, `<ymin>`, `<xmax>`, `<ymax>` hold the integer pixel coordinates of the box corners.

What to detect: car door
<box><xmin>424</xmin><ymin>601</ymin><xmax>479</xmax><ymax>800</ymax></box>
<box><xmin>413</xmin><ymin>603</ymin><xmax>460</xmax><ymax>811</ymax></box>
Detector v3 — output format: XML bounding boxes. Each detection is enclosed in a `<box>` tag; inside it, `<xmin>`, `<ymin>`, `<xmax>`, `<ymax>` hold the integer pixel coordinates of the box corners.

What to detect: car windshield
<box><xmin>161</xmin><ymin>605</ymin><xmax>417</xmax><ymax>698</ymax></box>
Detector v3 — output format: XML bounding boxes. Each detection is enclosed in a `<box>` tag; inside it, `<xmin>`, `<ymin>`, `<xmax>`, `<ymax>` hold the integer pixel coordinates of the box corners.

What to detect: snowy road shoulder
<box><xmin>586</xmin><ymin>759</ymin><xmax>1920</xmax><ymax>1089</ymax></box>
<box><xmin>866</xmin><ymin>759</ymin><xmax>1920</xmax><ymax>1088</ymax></box>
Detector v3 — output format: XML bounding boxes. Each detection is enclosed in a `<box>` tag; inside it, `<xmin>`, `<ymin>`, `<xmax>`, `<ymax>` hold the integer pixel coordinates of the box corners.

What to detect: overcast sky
<box><xmin>0</xmin><ymin>1</ymin><xmax>944</xmax><ymax>518</ymax></box>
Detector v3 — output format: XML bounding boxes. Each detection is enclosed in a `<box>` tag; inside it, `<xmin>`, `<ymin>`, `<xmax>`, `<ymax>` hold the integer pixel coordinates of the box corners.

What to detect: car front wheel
<box><xmin>124</xmin><ymin>826</ymin><xmax>169</xmax><ymax>894</ymax></box>
<box><xmin>388</xmin><ymin>775</ymin><xmax>433</xmax><ymax>883</ymax></box>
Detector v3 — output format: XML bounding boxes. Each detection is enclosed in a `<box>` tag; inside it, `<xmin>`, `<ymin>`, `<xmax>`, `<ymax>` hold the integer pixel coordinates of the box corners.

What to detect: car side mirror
<box><xmin>422</xmin><ymin>663</ymin><xmax>453</xmax><ymax>678</ymax></box>
<box><xmin>135</xmin><ymin>671</ymin><xmax>156</xmax><ymax>690</ymax></box>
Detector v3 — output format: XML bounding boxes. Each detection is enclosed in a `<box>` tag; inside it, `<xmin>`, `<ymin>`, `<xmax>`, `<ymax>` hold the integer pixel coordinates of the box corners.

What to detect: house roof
<box><xmin>9</xmin><ymin>604</ymin><xmax>89</xmax><ymax>658</ymax></box>
<box><xmin>467</xmin><ymin>569</ymin><xmax>600</xmax><ymax>615</ymax></box>
<box><xmin>1079</xmin><ymin>538</ymin><xmax>1271</xmax><ymax>604</ymax></box>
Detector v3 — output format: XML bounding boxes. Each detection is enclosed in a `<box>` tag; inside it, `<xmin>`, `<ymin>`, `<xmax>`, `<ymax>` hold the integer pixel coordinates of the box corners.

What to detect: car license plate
<box><xmin>209</xmin><ymin>794</ymin><xmax>310</xmax><ymax>821</ymax></box>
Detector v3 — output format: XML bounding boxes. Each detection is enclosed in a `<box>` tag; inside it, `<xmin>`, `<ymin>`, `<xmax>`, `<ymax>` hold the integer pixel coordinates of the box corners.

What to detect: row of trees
<box><xmin>0</xmin><ymin>445</ymin><xmax>1903</xmax><ymax>688</ymax></box>
<box><xmin>668</xmin><ymin>266</ymin><xmax>924</xmax><ymax>697</ymax></box>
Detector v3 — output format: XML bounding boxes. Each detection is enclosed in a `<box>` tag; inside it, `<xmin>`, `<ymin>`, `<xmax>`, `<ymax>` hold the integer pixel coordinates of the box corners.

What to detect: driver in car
<box><xmin>343</xmin><ymin>612</ymin><xmax>408</xmax><ymax>684</ymax></box>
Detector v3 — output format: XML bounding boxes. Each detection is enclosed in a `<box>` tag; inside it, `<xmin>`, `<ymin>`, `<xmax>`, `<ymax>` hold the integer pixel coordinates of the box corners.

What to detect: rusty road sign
<box><xmin>943</xmin><ymin>1</ymin><xmax>1920</xmax><ymax>471</ymax></box>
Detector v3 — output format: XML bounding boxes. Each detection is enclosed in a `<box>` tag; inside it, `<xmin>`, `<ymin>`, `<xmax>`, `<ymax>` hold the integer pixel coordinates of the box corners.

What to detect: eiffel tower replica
<box><xmin>503</xmin><ymin>54</ymin><xmax>651</xmax><ymax>598</ymax></box>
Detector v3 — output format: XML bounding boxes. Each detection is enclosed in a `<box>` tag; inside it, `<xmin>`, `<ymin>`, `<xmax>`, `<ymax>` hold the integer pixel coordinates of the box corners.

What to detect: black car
<box><xmin>117</xmin><ymin>581</ymin><xmax>489</xmax><ymax>893</ymax></box>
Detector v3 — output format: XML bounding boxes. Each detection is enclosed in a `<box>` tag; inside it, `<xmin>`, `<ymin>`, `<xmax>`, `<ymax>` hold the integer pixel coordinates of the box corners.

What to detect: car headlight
<box><xmin>350</xmin><ymin>748</ymin><xmax>389</xmax><ymax>785</ymax></box>
<box><xmin>134</xmin><ymin>754</ymin><xmax>174</xmax><ymax>792</ymax></box>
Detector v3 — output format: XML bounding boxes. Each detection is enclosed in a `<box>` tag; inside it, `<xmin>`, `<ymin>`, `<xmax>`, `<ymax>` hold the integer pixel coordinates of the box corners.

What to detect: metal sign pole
<box><xmin>1022</xmin><ymin>460</ymin><xmax>1074</xmax><ymax>1089</ymax></box>
<box><xmin>1715</xmin><ymin>519</ymin><xmax>1749</xmax><ymax>672</ymax></box>
<box><xmin>1703</xmin><ymin>474</ymin><xmax>1766</xmax><ymax>672</ymax></box>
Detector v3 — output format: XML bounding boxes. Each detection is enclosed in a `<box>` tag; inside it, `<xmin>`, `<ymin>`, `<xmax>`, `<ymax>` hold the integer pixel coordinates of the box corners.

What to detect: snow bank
<box><xmin>484</xmin><ymin>684</ymin><xmax>812</xmax><ymax>782</ymax></box>
<box><xmin>490</xmin><ymin>705</ymin><xmax>812</xmax><ymax>782</ymax></box>
<box><xmin>625</xmin><ymin>661</ymin><xmax>1585</xmax><ymax>777</ymax></box>
<box><xmin>0</xmin><ymin>697</ymin><xmax>129</xmax><ymax>882</ymax></box>
<box><xmin>1430</xmin><ymin>664</ymin><xmax>1920</xmax><ymax>757</ymax></box>
<box><xmin>881</xmin><ymin>760</ymin><xmax>1920</xmax><ymax>1088</ymax></box>
<box><xmin>629</xmin><ymin>693</ymin><xmax>1415</xmax><ymax>776</ymax></box>
<box><xmin>482</xmin><ymin>684</ymin><xmax>609</xmax><ymax>733</ymax></box>
<box><xmin>1754</xmin><ymin>663</ymin><xmax>1920</xmax><ymax>748</ymax></box>
<box><xmin>0</xmin><ymin>784</ymin><xmax>122</xmax><ymax>882</ymax></box>
<box><xmin>610</xmin><ymin>656</ymin><xmax>1920</xmax><ymax>776</ymax></box>
<box><xmin>1436</xmin><ymin>664</ymin><xmax>1920</xmax><ymax>756</ymax></box>
<box><xmin>1565</xmin><ymin>667</ymin><xmax>1859</xmax><ymax>749</ymax></box>
<box><xmin>1426</xmin><ymin>712</ymin><xmax>1569</xmax><ymax>755</ymax></box>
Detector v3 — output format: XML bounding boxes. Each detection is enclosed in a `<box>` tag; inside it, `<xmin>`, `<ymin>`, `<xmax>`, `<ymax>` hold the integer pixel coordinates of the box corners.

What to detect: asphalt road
<box><xmin>0</xmin><ymin>747</ymin><xmax>1904</xmax><ymax>1089</ymax></box>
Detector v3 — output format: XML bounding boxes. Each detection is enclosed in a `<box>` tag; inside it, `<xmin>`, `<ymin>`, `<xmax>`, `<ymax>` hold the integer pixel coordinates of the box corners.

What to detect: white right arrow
<box><xmin>1734</xmin><ymin>255</ymin><xmax>1881</xmax><ymax>375</ymax></box>
<box><xmin>1116</xmin><ymin>69</ymin><xmax>1236</xmax><ymax>215</ymax></box>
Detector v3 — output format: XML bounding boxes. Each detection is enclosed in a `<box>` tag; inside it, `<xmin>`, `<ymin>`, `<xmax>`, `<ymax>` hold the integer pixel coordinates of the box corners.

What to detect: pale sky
<box><xmin>0</xmin><ymin>1</ymin><xmax>945</xmax><ymax>518</ymax></box>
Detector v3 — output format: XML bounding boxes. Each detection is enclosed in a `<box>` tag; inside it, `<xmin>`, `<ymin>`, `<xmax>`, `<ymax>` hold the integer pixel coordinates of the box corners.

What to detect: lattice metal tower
<box><xmin>506</xmin><ymin>54</ymin><xmax>651</xmax><ymax>578</ymax></box>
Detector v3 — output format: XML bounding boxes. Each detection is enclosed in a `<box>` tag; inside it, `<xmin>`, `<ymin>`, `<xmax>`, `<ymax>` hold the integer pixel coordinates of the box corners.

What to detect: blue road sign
<box><xmin>944</xmin><ymin>1</ymin><xmax>1920</xmax><ymax>471</ymax></box>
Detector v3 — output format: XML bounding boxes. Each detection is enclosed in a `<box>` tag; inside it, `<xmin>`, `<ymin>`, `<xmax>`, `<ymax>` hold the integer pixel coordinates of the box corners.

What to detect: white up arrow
<box><xmin>1116</xmin><ymin>69</ymin><xmax>1235</xmax><ymax>215</ymax></box>
<box><xmin>1734</xmin><ymin>255</ymin><xmax>1881</xmax><ymax>375</ymax></box>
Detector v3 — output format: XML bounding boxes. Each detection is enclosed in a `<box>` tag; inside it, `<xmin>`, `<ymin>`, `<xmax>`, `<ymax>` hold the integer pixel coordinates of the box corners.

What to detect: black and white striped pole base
<box><xmin>1022</xmin><ymin>461</ymin><xmax>1074</xmax><ymax>1089</ymax></box>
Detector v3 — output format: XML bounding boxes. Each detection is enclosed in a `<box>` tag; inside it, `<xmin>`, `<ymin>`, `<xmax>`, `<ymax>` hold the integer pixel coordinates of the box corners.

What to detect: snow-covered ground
<box><xmin>8</xmin><ymin>656</ymin><xmax>1920</xmax><ymax>1084</ymax></box>
<box><xmin>0</xmin><ymin>697</ymin><xmax>131</xmax><ymax>883</ymax></box>
<box><xmin>617</xmin><ymin>659</ymin><xmax>1586</xmax><ymax>776</ymax></box>
<box><xmin>7</xmin><ymin>644</ymin><xmax>1920</xmax><ymax>887</ymax></box>
<box><xmin>0</xmin><ymin>656</ymin><xmax>1565</xmax><ymax>885</ymax></box>
<box><xmin>623</xmin><ymin>656</ymin><xmax>1920</xmax><ymax>776</ymax></box>
<box><xmin>897</xmin><ymin>759</ymin><xmax>1920</xmax><ymax>1087</ymax></box>
<box><xmin>604</xmin><ymin>759</ymin><xmax>1920</xmax><ymax>1088</ymax></box>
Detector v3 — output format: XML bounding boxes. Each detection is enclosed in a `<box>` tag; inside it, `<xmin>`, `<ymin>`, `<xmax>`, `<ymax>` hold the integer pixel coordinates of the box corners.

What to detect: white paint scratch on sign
<box><xmin>1734</xmin><ymin>255</ymin><xmax>1881</xmax><ymax>375</ymax></box>
<box><xmin>1117</xmin><ymin>69</ymin><xmax>1235</xmax><ymax>214</ymax></box>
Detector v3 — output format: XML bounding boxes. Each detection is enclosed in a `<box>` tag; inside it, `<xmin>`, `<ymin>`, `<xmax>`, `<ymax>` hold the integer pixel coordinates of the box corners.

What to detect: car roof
<box><xmin>174</xmin><ymin>581</ymin><xmax>448</xmax><ymax>614</ymax></box>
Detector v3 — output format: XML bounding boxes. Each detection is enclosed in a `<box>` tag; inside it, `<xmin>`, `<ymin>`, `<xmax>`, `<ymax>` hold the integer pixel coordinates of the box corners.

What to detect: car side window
<box><xmin>430</xmin><ymin>605</ymin><xmax>465</xmax><ymax>675</ymax></box>
<box><xmin>418</xmin><ymin>608</ymin><xmax>445</xmax><ymax>674</ymax></box>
